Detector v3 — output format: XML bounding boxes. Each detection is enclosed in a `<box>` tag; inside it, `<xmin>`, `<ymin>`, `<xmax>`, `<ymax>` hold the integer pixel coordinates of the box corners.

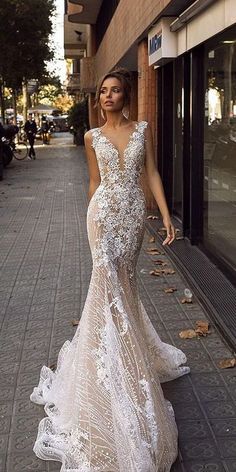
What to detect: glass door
<box><xmin>173</xmin><ymin>56</ymin><xmax>184</xmax><ymax>220</ymax></box>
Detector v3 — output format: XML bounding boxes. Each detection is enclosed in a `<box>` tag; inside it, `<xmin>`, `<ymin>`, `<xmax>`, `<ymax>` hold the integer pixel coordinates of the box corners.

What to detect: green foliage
<box><xmin>0</xmin><ymin>0</ymin><xmax>55</xmax><ymax>88</ymax></box>
<box><xmin>67</xmin><ymin>100</ymin><xmax>89</xmax><ymax>131</ymax></box>
<box><xmin>38</xmin><ymin>83</ymin><xmax>63</xmax><ymax>106</ymax></box>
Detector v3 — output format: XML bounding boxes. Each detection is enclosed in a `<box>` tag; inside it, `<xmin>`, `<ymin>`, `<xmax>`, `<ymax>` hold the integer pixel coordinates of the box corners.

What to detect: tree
<box><xmin>68</xmin><ymin>99</ymin><xmax>89</xmax><ymax>145</ymax></box>
<box><xmin>53</xmin><ymin>94</ymin><xmax>74</xmax><ymax>114</ymax></box>
<box><xmin>0</xmin><ymin>0</ymin><xmax>55</xmax><ymax>122</ymax></box>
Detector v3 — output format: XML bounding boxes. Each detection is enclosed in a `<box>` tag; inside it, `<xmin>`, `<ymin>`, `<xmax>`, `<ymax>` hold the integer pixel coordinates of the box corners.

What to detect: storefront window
<box><xmin>204</xmin><ymin>34</ymin><xmax>236</xmax><ymax>271</ymax></box>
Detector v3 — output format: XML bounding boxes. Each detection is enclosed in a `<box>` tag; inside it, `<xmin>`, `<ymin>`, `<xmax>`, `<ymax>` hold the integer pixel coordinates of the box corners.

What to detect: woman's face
<box><xmin>99</xmin><ymin>77</ymin><xmax>125</xmax><ymax>113</ymax></box>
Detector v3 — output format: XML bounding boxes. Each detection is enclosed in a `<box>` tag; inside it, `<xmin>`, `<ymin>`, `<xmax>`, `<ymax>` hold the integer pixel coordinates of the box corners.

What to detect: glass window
<box><xmin>204</xmin><ymin>32</ymin><xmax>236</xmax><ymax>270</ymax></box>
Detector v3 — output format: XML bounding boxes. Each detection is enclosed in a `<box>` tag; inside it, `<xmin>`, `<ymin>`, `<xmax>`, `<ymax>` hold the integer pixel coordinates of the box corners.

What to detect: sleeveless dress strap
<box><xmin>137</xmin><ymin>121</ymin><xmax>148</xmax><ymax>134</ymax></box>
<box><xmin>90</xmin><ymin>128</ymin><xmax>101</xmax><ymax>149</ymax></box>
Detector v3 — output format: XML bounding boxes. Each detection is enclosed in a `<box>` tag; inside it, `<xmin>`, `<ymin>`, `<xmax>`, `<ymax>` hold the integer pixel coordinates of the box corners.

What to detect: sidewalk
<box><xmin>0</xmin><ymin>134</ymin><xmax>235</xmax><ymax>472</ymax></box>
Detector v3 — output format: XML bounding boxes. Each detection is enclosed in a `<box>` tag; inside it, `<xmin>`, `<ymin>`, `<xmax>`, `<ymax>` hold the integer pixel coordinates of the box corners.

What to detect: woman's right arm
<box><xmin>84</xmin><ymin>131</ymin><xmax>101</xmax><ymax>201</ymax></box>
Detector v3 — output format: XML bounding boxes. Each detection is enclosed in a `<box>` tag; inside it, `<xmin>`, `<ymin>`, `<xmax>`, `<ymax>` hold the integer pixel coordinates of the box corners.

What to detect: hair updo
<box><xmin>94</xmin><ymin>67</ymin><xmax>132</xmax><ymax>108</ymax></box>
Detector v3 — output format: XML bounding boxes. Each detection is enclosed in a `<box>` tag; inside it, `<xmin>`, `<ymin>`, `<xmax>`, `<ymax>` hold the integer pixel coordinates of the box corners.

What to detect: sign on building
<box><xmin>148</xmin><ymin>17</ymin><xmax>177</xmax><ymax>66</ymax></box>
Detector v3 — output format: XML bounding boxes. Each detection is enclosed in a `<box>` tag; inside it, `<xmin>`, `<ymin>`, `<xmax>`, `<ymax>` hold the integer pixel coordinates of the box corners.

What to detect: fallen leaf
<box><xmin>71</xmin><ymin>319</ymin><xmax>80</xmax><ymax>326</ymax></box>
<box><xmin>147</xmin><ymin>215</ymin><xmax>159</xmax><ymax>220</ymax></box>
<box><xmin>154</xmin><ymin>259</ymin><xmax>166</xmax><ymax>265</ymax></box>
<box><xmin>181</xmin><ymin>297</ymin><xmax>193</xmax><ymax>304</ymax></box>
<box><xmin>164</xmin><ymin>287</ymin><xmax>177</xmax><ymax>293</ymax></box>
<box><xmin>149</xmin><ymin>269</ymin><xmax>162</xmax><ymax>276</ymax></box>
<box><xmin>163</xmin><ymin>268</ymin><xmax>176</xmax><ymax>275</ymax></box>
<box><xmin>149</xmin><ymin>236</ymin><xmax>155</xmax><ymax>243</ymax></box>
<box><xmin>179</xmin><ymin>329</ymin><xmax>197</xmax><ymax>339</ymax></box>
<box><xmin>195</xmin><ymin>320</ymin><xmax>210</xmax><ymax>335</ymax></box>
<box><xmin>146</xmin><ymin>247</ymin><xmax>160</xmax><ymax>253</ymax></box>
<box><xmin>218</xmin><ymin>358</ymin><xmax>236</xmax><ymax>369</ymax></box>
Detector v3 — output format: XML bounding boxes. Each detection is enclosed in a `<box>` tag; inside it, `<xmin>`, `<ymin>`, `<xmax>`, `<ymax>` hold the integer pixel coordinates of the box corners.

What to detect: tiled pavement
<box><xmin>0</xmin><ymin>133</ymin><xmax>236</xmax><ymax>472</ymax></box>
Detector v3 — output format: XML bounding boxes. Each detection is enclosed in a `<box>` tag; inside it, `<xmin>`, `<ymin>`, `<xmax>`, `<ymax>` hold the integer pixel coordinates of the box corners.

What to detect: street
<box><xmin>0</xmin><ymin>134</ymin><xmax>236</xmax><ymax>472</ymax></box>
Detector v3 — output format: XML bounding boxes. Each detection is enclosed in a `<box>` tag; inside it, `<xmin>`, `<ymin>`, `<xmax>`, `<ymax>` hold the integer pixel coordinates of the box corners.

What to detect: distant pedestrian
<box><xmin>0</xmin><ymin>122</ymin><xmax>4</xmax><ymax>180</ymax></box>
<box><xmin>41</xmin><ymin>116</ymin><xmax>49</xmax><ymax>144</ymax></box>
<box><xmin>24</xmin><ymin>113</ymin><xmax>37</xmax><ymax>159</ymax></box>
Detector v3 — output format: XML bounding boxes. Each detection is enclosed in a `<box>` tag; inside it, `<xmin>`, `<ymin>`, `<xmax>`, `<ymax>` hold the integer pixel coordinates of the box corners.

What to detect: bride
<box><xmin>30</xmin><ymin>68</ymin><xmax>189</xmax><ymax>471</ymax></box>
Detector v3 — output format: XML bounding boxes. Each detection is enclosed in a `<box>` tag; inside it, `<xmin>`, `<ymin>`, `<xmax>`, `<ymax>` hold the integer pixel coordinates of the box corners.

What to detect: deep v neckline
<box><xmin>99</xmin><ymin>122</ymin><xmax>139</xmax><ymax>171</ymax></box>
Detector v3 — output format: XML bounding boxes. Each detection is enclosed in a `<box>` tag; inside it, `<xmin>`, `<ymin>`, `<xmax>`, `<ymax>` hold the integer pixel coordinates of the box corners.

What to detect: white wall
<box><xmin>177</xmin><ymin>0</ymin><xmax>236</xmax><ymax>55</ymax></box>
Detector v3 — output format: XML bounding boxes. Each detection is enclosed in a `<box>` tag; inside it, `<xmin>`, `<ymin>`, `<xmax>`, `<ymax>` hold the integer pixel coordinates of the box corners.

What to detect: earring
<box><xmin>101</xmin><ymin>108</ymin><xmax>106</xmax><ymax>121</ymax></box>
<box><xmin>122</xmin><ymin>107</ymin><xmax>129</xmax><ymax>119</ymax></box>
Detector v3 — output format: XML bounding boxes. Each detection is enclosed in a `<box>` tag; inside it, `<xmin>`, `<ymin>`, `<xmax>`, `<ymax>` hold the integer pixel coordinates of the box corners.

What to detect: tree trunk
<box><xmin>22</xmin><ymin>80</ymin><xmax>29</xmax><ymax>122</ymax></box>
<box><xmin>0</xmin><ymin>82</ymin><xmax>5</xmax><ymax>124</ymax></box>
<box><xmin>12</xmin><ymin>89</ymin><xmax>17</xmax><ymax>126</ymax></box>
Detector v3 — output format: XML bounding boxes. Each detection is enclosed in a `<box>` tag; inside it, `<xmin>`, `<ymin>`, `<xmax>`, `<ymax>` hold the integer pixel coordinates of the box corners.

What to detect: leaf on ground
<box><xmin>163</xmin><ymin>268</ymin><xmax>176</xmax><ymax>275</ymax></box>
<box><xmin>181</xmin><ymin>297</ymin><xmax>193</xmax><ymax>304</ymax></box>
<box><xmin>148</xmin><ymin>236</ymin><xmax>155</xmax><ymax>243</ymax></box>
<box><xmin>147</xmin><ymin>215</ymin><xmax>159</xmax><ymax>220</ymax></box>
<box><xmin>146</xmin><ymin>248</ymin><xmax>162</xmax><ymax>255</ymax></box>
<box><xmin>195</xmin><ymin>320</ymin><xmax>210</xmax><ymax>335</ymax></box>
<box><xmin>149</xmin><ymin>269</ymin><xmax>162</xmax><ymax>276</ymax></box>
<box><xmin>154</xmin><ymin>260</ymin><xmax>168</xmax><ymax>266</ymax></box>
<box><xmin>179</xmin><ymin>329</ymin><xmax>197</xmax><ymax>339</ymax></box>
<box><xmin>218</xmin><ymin>358</ymin><xmax>236</xmax><ymax>369</ymax></box>
<box><xmin>71</xmin><ymin>319</ymin><xmax>80</xmax><ymax>326</ymax></box>
<box><xmin>164</xmin><ymin>287</ymin><xmax>177</xmax><ymax>293</ymax></box>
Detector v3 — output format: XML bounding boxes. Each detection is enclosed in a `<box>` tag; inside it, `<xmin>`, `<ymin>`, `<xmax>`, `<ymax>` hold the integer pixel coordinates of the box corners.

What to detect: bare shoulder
<box><xmin>84</xmin><ymin>129</ymin><xmax>93</xmax><ymax>144</ymax></box>
<box><xmin>142</xmin><ymin>121</ymin><xmax>152</xmax><ymax>138</ymax></box>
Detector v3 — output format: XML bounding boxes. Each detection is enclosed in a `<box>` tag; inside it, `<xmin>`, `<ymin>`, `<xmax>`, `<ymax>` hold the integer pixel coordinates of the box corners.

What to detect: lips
<box><xmin>105</xmin><ymin>101</ymin><xmax>114</xmax><ymax>105</ymax></box>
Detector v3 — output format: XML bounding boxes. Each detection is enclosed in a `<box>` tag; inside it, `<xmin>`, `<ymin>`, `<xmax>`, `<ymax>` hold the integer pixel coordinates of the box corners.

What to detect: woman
<box><xmin>30</xmin><ymin>68</ymin><xmax>189</xmax><ymax>471</ymax></box>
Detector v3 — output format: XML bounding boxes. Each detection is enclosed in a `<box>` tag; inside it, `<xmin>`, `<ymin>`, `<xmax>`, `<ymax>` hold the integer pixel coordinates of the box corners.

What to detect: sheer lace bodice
<box><xmin>88</xmin><ymin>122</ymin><xmax>147</xmax><ymax>274</ymax></box>
<box><xmin>30</xmin><ymin>121</ymin><xmax>189</xmax><ymax>472</ymax></box>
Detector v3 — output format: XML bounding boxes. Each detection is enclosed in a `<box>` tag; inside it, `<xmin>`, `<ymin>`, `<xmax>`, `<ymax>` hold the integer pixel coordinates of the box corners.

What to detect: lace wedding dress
<box><xmin>30</xmin><ymin>121</ymin><xmax>190</xmax><ymax>472</ymax></box>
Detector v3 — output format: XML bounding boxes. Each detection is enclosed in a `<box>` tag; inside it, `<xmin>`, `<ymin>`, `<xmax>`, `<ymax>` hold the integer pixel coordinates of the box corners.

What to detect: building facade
<box><xmin>65</xmin><ymin>0</ymin><xmax>236</xmax><ymax>285</ymax></box>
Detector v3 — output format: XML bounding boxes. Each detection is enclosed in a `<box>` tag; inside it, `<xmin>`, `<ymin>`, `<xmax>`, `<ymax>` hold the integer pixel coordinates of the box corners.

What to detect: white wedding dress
<box><xmin>30</xmin><ymin>121</ymin><xmax>190</xmax><ymax>472</ymax></box>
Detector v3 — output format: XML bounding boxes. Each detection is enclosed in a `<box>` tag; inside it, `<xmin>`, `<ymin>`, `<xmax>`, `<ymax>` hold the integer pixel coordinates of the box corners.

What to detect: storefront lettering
<box><xmin>149</xmin><ymin>32</ymin><xmax>162</xmax><ymax>55</ymax></box>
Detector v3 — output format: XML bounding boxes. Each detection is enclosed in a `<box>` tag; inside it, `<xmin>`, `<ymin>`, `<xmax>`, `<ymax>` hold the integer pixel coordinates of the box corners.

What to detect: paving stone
<box><xmin>225</xmin><ymin>460</ymin><xmax>236</xmax><ymax>471</ymax></box>
<box><xmin>210</xmin><ymin>418</ymin><xmax>236</xmax><ymax>437</ymax></box>
<box><xmin>14</xmin><ymin>390</ymin><xmax>43</xmax><ymax>416</ymax></box>
<box><xmin>0</xmin><ymin>415</ymin><xmax>11</xmax><ymax>435</ymax></box>
<box><xmin>181</xmin><ymin>461</ymin><xmax>226</xmax><ymax>471</ymax></box>
<box><xmin>190</xmin><ymin>372</ymin><xmax>224</xmax><ymax>388</ymax></box>
<box><xmin>202</xmin><ymin>401</ymin><xmax>236</xmax><ymax>419</ymax></box>
<box><xmin>196</xmin><ymin>387</ymin><xmax>231</xmax><ymax>403</ymax></box>
<box><xmin>177</xmin><ymin>419</ymin><xmax>212</xmax><ymax>440</ymax></box>
<box><xmin>173</xmin><ymin>403</ymin><xmax>204</xmax><ymax>421</ymax></box>
<box><xmin>179</xmin><ymin>438</ymin><xmax>219</xmax><ymax>460</ymax></box>
<box><xmin>6</xmin><ymin>453</ymin><xmax>47</xmax><ymax>472</ymax></box>
<box><xmin>0</xmin><ymin>434</ymin><xmax>9</xmax><ymax>455</ymax></box>
<box><xmin>0</xmin><ymin>454</ymin><xmax>7</xmax><ymax>472</ymax></box>
<box><xmin>11</xmin><ymin>415</ymin><xmax>44</xmax><ymax>434</ymax></box>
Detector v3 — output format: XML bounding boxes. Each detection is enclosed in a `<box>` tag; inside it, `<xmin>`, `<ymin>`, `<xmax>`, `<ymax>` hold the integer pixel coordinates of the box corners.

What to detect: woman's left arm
<box><xmin>144</xmin><ymin>123</ymin><xmax>175</xmax><ymax>245</ymax></box>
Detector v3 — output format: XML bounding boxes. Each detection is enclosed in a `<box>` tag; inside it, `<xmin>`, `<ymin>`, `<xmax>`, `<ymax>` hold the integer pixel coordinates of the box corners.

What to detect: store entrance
<box><xmin>173</xmin><ymin>56</ymin><xmax>184</xmax><ymax>221</ymax></box>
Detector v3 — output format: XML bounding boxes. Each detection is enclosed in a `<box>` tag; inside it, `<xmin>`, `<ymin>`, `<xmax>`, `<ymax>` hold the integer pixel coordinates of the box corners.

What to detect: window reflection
<box><xmin>204</xmin><ymin>39</ymin><xmax>236</xmax><ymax>270</ymax></box>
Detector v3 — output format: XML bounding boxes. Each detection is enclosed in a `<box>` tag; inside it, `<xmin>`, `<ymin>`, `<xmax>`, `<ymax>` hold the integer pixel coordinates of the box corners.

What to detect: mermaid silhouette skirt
<box><xmin>30</xmin><ymin>121</ymin><xmax>189</xmax><ymax>471</ymax></box>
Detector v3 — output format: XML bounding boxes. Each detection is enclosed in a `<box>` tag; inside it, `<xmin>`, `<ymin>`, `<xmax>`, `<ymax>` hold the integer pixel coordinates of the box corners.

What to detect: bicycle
<box><xmin>9</xmin><ymin>137</ymin><xmax>28</xmax><ymax>160</ymax></box>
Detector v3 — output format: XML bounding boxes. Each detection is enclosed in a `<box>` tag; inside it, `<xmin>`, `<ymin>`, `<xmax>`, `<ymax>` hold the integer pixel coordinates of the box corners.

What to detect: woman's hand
<box><xmin>162</xmin><ymin>215</ymin><xmax>176</xmax><ymax>245</ymax></box>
